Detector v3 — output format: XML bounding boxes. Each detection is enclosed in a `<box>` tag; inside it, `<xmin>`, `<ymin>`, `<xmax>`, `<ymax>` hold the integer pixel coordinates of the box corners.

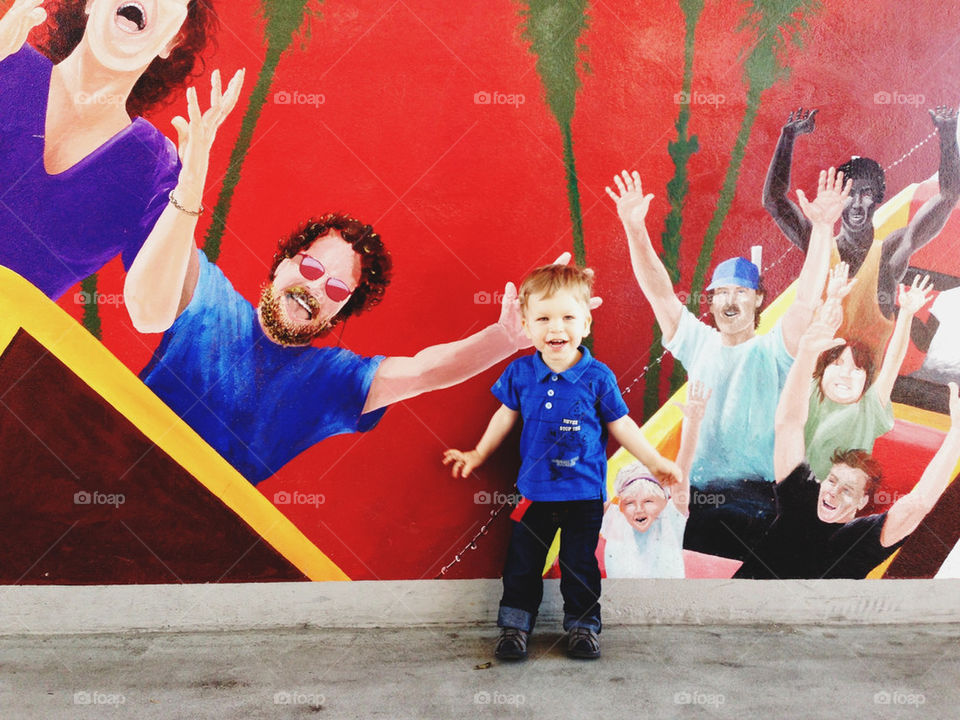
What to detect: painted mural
<box><xmin>2</xmin><ymin>0</ymin><xmax>960</xmax><ymax>587</ymax></box>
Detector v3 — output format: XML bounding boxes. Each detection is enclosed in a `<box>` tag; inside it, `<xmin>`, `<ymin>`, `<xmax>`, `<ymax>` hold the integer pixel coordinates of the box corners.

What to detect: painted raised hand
<box><xmin>606</xmin><ymin>170</ymin><xmax>654</xmax><ymax>237</ymax></box>
<box><xmin>796</xmin><ymin>167</ymin><xmax>852</xmax><ymax>227</ymax></box>
<box><xmin>0</xmin><ymin>0</ymin><xmax>45</xmax><ymax>64</ymax></box>
<box><xmin>897</xmin><ymin>274</ymin><xmax>934</xmax><ymax>316</ymax></box>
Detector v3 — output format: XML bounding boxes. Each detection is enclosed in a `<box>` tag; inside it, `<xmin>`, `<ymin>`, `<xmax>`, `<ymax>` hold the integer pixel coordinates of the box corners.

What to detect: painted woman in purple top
<box><xmin>0</xmin><ymin>0</ymin><xmax>243</xmax><ymax>301</ymax></box>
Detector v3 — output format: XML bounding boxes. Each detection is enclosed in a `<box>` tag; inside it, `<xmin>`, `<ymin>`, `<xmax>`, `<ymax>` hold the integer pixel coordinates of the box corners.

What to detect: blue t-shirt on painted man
<box><xmin>492</xmin><ymin>347</ymin><xmax>629</xmax><ymax>502</ymax></box>
<box><xmin>141</xmin><ymin>249</ymin><xmax>386</xmax><ymax>485</ymax></box>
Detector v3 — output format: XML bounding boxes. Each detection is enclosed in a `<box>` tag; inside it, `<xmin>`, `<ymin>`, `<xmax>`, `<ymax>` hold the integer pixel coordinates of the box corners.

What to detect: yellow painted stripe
<box><xmin>0</xmin><ymin>267</ymin><xmax>348</xmax><ymax>581</ymax></box>
<box><xmin>868</xmin><ymin>551</ymin><xmax>898</xmax><ymax>579</ymax></box>
<box><xmin>892</xmin><ymin>402</ymin><xmax>950</xmax><ymax>432</ymax></box>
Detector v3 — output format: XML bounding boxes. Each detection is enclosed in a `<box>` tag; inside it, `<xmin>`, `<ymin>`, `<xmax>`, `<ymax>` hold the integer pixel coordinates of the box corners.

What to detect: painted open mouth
<box><xmin>285</xmin><ymin>289</ymin><xmax>320</xmax><ymax>322</ymax></box>
<box><xmin>116</xmin><ymin>2</ymin><xmax>147</xmax><ymax>32</ymax></box>
<box><xmin>722</xmin><ymin>307</ymin><xmax>739</xmax><ymax>318</ymax></box>
<box><xmin>822</xmin><ymin>499</ymin><xmax>837</xmax><ymax>512</ymax></box>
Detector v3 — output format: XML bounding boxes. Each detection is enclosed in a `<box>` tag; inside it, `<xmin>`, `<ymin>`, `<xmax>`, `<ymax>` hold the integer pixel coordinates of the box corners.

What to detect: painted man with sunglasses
<box><xmin>134</xmin><ymin>213</ymin><xmax>573</xmax><ymax>486</ymax></box>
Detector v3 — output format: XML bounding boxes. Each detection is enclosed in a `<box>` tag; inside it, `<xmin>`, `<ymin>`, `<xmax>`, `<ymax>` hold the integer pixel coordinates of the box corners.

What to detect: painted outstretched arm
<box><xmin>0</xmin><ymin>0</ymin><xmax>45</xmax><ymax>64</ymax></box>
<box><xmin>123</xmin><ymin>69</ymin><xmax>246</xmax><ymax>333</ymax></box>
<box><xmin>606</xmin><ymin>170</ymin><xmax>683</xmax><ymax>343</ymax></box>
<box><xmin>607</xmin><ymin>415</ymin><xmax>683</xmax><ymax>491</ymax></box>
<box><xmin>363</xmin><ymin>254</ymin><xmax>600</xmax><ymax>414</ymax></box>
<box><xmin>774</xmin><ymin>296</ymin><xmax>845</xmax><ymax>482</ymax></box>
<box><xmin>442</xmin><ymin>404</ymin><xmax>519</xmax><ymax>478</ymax></box>
<box><xmin>881</xmin><ymin>382</ymin><xmax>960</xmax><ymax>547</ymax></box>
<box><xmin>886</xmin><ymin>107</ymin><xmax>960</xmax><ymax>275</ymax></box>
<box><xmin>781</xmin><ymin>168</ymin><xmax>852</xmax><ymax>355</ymax></box>
<box><xmin>762</xmin><ymin>108</ymin><xmax>818</xmax><ymax>252</ymax></box>
<box><xmin>874</xmin><ymin>275</ymin><xmax>934</xmax><ymax>405</ymax></box>
<box><xmin>671</xmin><ymin>380</ymin><xmax>711</xmax><ymax>516</ymax></box>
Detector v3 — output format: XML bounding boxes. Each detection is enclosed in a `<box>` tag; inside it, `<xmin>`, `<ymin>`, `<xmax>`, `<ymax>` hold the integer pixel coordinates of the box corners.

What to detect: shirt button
<box><xmin>551</xmin><ymin>375</ymin><xmax>558</xmax><ymax>381</ymax></box>
<box><xmin>545</xmin><ymin>402</ymin><xmax>553</xmax><ymax>409</ymax></box>
<box><xmin>547</xmin><ymin>389</ymin><xmax>555</xmax><ymax>397</ymax></box>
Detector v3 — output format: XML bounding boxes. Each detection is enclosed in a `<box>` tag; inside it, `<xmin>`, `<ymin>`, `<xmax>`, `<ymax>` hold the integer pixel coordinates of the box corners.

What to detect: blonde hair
<box><xmin>615</xmin><ymin>462</ymin><xmax>668</xmax><ymax>501</ymax></box>
<box><xmin>518</xmin><ymin>264</ymin><xmax>593</xmax><ymax>313</ymax></box>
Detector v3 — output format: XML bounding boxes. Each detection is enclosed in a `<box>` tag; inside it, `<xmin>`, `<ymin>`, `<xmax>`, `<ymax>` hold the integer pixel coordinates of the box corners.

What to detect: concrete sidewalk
<box><xmin>1</xmin><ymin>623</ymin><xmax>956</xmax><ymax>719</ymax></box>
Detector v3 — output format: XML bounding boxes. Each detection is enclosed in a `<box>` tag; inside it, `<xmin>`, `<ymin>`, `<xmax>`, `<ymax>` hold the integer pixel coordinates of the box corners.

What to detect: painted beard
<box><xmin>257</xmin><ymin>284</ymin><xmax>333</xmax><ymax>346</ymax></box>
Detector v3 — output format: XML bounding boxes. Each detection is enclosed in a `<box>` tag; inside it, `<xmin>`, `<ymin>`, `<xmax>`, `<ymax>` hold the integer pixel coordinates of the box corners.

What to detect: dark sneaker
<box><xmin>566</xmin><ymin>627</ymin><xmax>600</xmax><ymax>659</ymax></box>
<box><xmin>494</xmin><ymin>628</ymin><xmax>529</xmax><ymax>660</ymax></box>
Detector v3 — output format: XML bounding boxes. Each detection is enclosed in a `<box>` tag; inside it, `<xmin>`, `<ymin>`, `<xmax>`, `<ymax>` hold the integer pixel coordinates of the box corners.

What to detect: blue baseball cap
<box><xmin>706</xmin><ymin>257</ymin><xmax>760</xmax><ymax>292</ymax></box>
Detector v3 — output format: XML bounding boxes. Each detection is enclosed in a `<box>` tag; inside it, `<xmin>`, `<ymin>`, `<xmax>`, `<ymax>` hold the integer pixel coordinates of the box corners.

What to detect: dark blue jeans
<box><xmin>498</xmin><ymin>499</ymin><xmax>603</xmax><ymax>634</ymax></box>
<box><xmin>682</xmin><ymin>478</ymin><xmax>777</xmax><ymax>560</ymax></box>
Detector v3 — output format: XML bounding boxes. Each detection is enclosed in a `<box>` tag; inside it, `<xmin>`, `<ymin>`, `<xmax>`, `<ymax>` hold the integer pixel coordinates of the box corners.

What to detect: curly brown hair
<box><xmin>269</xmin><ymin>214</ymin><xmax>392</xmax><ymax>327</ymax></box>
<box><xmin>34</xmin><ymin>0</ymin><xmax>218</xmax><ymax>117</ymax></box>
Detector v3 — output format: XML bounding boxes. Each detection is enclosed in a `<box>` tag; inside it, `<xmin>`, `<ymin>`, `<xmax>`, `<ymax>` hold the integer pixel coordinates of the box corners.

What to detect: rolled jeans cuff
<box><xmin>497</xmin><ymin>606</ymin><xmax>535</xmax><ymax>633</ymax></box>
<box><xmin>563</xmin><ymin>612</ymin><xmax>601</xmax><ymax>634</ymax></box>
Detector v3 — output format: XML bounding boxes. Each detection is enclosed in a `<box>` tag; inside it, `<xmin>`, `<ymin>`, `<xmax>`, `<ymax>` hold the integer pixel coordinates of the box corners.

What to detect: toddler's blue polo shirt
<box><xmin>491</xmin><ymin>347</ymin><xmax>629</xmax><ymax>501</ymax></box>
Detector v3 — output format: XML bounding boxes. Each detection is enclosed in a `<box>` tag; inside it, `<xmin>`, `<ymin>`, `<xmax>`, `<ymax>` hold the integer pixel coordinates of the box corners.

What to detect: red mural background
<box><xmin>42</xmin><ymin>0</ymin><xmax>960</xmax><ymax>579</ymax></box>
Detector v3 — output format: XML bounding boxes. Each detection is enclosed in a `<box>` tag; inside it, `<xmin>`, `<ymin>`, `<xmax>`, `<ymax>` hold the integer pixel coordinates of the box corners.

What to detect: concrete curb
<box><xmin>1</xmin><ymin>579</ymin><xmax>958</xmax><ymax>635</ymax></box>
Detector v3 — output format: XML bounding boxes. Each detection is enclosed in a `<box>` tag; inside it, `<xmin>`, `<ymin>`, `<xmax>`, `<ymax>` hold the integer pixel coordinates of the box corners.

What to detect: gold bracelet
<box><xmin>169</xmin><ymin>190</ymin><xmax>204</xmax><ymax>216</ymax></box>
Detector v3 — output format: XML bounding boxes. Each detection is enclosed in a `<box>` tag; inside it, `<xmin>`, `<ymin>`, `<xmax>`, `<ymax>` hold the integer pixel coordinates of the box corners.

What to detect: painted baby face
<box><xmin>619</xmin><ymin>483</ymin><xmax>669</xmax><ymax>534</ymax></box>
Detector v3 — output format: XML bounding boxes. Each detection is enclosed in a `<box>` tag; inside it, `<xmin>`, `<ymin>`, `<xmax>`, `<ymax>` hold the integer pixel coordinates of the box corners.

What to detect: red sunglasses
<box><xmin>296</xmin><ymin>253</ymin><xmax>354</xmax><ymax>303</ymax></box>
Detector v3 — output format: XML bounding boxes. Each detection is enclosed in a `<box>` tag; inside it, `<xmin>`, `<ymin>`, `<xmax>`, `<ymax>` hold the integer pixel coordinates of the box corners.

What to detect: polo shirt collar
<box><xmin>533</xmin><ymin>346</ymin><xmax>593</xmax><ymax>382</ymax></box>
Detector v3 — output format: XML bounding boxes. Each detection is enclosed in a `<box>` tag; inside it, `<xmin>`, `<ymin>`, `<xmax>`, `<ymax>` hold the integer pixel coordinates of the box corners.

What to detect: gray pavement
<box><xmin>0</xmin><ymin>623</ymin><xmax>956</xmax><ymax>719</ymax></box>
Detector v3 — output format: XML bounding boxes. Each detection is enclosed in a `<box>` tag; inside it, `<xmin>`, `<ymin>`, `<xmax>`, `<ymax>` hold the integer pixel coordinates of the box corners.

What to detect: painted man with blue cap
<box><xmin>606</xmin><ymin>168</ymin><xmax>851</xmax><ymax>558</ymax></box>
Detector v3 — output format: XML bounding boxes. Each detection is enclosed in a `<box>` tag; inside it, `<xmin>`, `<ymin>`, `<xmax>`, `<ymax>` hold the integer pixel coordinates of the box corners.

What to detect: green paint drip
<box><xmin>519</xmin><ymin>0</ymin><xmax>589</xmax><ymax>128</ymax></box>
<box><xmin>643</xmin><ymin>325</ymin><xmax>664</xmax><ymax>420</ymax></box>
<box><xmin>79</xmin><ymin>274</ymin><xmax>101</xmax><ymax>339</ymax></box>
<box><xmin>647</xmin><ymin>0</ymin><xmax>704</xmax><ymax>412</ymax></box>
<box><xmin>520</xmin><ymin>0</ymin><xmax>590</xmax><ymax>345</ymax></box>
<box><xmin>560</xmin><ymin>122</ymin><xmax>586</xmax><ymax>268</ymax></box>
<box><xmin>203</xmin><ymin>0</ymin><xmax>320</xmax><ymax>262</ymax></box>
<box><xmin>688</xmin><ymin>0</ymin><xmax>819</xmax><ymax>313</ymax></box>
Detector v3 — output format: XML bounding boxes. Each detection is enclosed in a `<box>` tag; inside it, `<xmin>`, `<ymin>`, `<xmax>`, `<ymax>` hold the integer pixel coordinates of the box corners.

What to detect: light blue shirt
<box><xmin>665</xmin><ymin>308</ymin><xmax>794</xmax><ymax>486</ymax></box>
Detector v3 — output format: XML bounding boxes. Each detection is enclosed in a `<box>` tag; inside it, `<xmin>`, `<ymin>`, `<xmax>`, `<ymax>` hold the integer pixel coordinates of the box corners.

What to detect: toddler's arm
<box><xmin>607</xmin><ymin>415</ymin><xmax>682</xmax><ymax>488</ymax></box>
<box><xmin>442</xmin><ymin>404</ymin><xmax>518</xmax><ymax>478</ymax></box>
